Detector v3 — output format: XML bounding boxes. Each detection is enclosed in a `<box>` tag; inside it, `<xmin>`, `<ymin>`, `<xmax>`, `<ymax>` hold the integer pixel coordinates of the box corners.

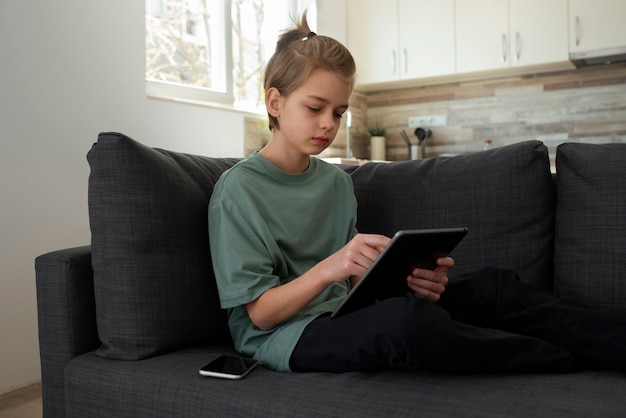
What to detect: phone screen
<box><xmin>199</xmin><ymin>355</ymin><xmax>258</xmax><ymax>380</ymax></box>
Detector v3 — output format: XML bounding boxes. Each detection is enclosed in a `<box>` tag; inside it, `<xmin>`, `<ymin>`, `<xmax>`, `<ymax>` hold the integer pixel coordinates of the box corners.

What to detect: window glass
<box><xmin>146</xmin><ymin>0</ymin><xmax>231</xmax><ymax>104</ymax></box>
<box><xmin>145</xmin><ymin>0</ymin><xmax>311</xmax><ymax>112</ymax></box>
<box><xmin>232</xmin><ymin>0</ymin><xmax>289</xmax><ymax>111</ymax></box>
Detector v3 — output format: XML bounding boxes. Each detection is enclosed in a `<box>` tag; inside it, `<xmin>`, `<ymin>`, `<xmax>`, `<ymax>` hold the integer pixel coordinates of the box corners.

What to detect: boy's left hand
<box><xmin>406</xmin><ymin>257</ymin><xmax>454</xmax><ymax>302</ymax></box>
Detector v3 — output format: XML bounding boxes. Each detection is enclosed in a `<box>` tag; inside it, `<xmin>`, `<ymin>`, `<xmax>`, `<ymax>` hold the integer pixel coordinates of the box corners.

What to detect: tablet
<box><xmin>330</xmin><ymin>227</ymin><xmax>468</xmax><ymax>319</ymax></box>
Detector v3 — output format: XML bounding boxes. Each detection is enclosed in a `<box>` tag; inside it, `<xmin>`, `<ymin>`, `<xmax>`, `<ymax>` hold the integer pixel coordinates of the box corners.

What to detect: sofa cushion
<box><xmin>65</xmin><ymin>346</ymin><xmax>626</xmax><ymax>418</ymax></box>
<box><xmin>88</xmin><ymin>132</ymin><xmax>238</xmax><ymax>360</ymax></box>
<box><xmin>554</xmin><ymin>143</ymin><xmax>626</xmax><ymax>313</ymax></box>
<box><xmin>348</xmin><ymin>140</ymin><xmax>555</xmax><ymax>287</ymax></box>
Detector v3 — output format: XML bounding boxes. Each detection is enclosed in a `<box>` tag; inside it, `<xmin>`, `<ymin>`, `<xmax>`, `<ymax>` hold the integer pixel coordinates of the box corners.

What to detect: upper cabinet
<box><xmin>347</xmin><ymin>0</ymin><xmax>455</xmax><ymax>86</ymax></box>
<box><xmin>455</xmin><ymin>0</ymin><xmax>569</xmax><ymax>74</ymax></box>
<box><xmin>346</xmin><ymin>0</ymin><xmax>397</xmax><ymax>85</ymax></box>
<box><xmin>569</xmin><ymin>0</ymin><xmax>626</xmax><ymax>53</ymax></box>
<box><xmin>345</xmin><ymin>0</ymin><xmax>624</xmax><ymax>89</ymax></box>
<box><xmin>455</xmin><ymin>0</ymin><xmax>508</xmax><ymax>73</ymax></box>
<box><xmin>509</xmin><ymin>0</ymin><xmax>569</xmax><ymax>67</ymax></box>
<box><xmin>399</xmin><ymin>0</ymin><xmax>455</xmax><ymax>79</ymax></box>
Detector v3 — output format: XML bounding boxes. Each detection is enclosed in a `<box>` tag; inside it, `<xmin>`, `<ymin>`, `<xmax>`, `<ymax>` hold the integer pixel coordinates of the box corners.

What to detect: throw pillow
<box><xmin>88</xmin><ymin>132</ymin><xmax>238</xmax><ymax>360</ymax></box>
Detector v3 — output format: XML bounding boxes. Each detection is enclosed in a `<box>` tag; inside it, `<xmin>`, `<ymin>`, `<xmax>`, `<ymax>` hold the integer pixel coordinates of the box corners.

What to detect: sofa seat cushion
<box><xmin>65</xmin><ymin>346</ymin><xmax>626</xmax><ymax>418</ymax></box>
<box><xmin>347</xmin><ymin>140</ymin><xmax>555</xmax><ymax>287</ymax></box>
<box><xmin>554</xmin><ymin>143</ymin><xmax>626</xmax><ymax>312</ymax></box>
<box><xmin>88</xmin><ymin>132</ymin><xmax>238</xmax><ymax>360</ymax></box>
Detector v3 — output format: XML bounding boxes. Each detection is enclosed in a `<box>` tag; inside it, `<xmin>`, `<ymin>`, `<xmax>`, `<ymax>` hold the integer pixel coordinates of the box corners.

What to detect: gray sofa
<box><xmin>36</xmin><ymin>132</ymin><xmax>626</xmax><ymax>417</ymax></box>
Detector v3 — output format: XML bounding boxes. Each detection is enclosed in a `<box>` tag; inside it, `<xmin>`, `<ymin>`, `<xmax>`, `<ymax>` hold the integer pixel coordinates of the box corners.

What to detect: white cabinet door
<box><xmin>510</xmin><ymin>0</ymin><xmax>568</xmax><ymax>67</ymax></box>
<box><xmin>455</xmin><ymin>0</ymin><xmax>509</xmax><ymax>73</ymax></box>
<box><xmin>347</xmin><ymin>0</ymin><xmax>398</xmax><ymax>85</ymax></box>
<box><xmin>456</xmin><ymin>0</ymin><xmax>568</xmax><ymax>73</ymax></box>
<box><xmin>398</xmin><ymin>0</ymin><xmax>455</xmax><ymax>79</ymax></box>
<box><xmin>569</xmin><ymin>0</ymin><xmax>626</xmax><ymax>52</ymax></box>
<box><xmin>348</xmin><ymin>0</ymin><xmax>455</xmax><ymax>85</ymax></box>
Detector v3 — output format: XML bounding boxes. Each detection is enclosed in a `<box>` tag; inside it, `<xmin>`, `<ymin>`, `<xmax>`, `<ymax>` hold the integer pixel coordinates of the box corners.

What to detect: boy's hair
<box><xmin>264</xmin><ymin>12</ymin><xmax>356</xmax><ymax>131</ymax></box>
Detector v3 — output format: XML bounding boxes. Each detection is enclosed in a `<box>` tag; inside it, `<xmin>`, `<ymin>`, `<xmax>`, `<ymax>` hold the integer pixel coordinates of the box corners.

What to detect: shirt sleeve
<box><xmin>209</xmin><ymin>188</ymin><xmax>281</xmax><ymax>309</ymax></box>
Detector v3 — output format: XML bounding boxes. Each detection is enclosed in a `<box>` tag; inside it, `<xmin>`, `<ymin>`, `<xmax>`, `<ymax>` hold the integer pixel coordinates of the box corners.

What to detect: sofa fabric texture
<box><xmin>349</xmin><ymin>141</ymin><xmax>555</xmax><ymax>288</ymax></box>
<box><xmin>35</xmin><ymin>133</ymin><xmax>626</xmax><ymax>417</ymax></box>
<box><xmin>63</xmin><ymin>347</ymin><xmax>626</xmax><ymax>418</ymax></box>
<box><xmin>35</xmin><ymin>246</ymin><xmax>97</xmax><ymax>418</ymax></box>
<box><xmin>87</xmin><ymin>133</ymin><xmax>237</xmax><ymax>360</ymax></box>
<box><xmin>554</xmin><ymin>143</ymin><xmax>626</xmax><ymax>313</ymax></box>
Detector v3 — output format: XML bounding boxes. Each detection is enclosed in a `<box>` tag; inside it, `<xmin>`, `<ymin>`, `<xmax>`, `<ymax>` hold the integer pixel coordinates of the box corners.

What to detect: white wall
<box><xmin>317</xmin><ymin>0</ymin><xmax>347</xmax><ymax>45</ymax></box>
<box><xmin>0</xmin><ymin>0</ymin><xmax>246</xmax><ymax>393</ymax></box>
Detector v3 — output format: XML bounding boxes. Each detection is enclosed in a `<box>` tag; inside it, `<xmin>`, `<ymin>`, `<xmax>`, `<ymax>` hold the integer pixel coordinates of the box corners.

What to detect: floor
<box><xmin>0</xmin><ymin>398</ymin><xmax>42</xmax><ymax>418</ymax></box>
<box><xmin>0</xmin><ymin>383</ymin><xmax>42</xmax><ymax>418</ymax></box>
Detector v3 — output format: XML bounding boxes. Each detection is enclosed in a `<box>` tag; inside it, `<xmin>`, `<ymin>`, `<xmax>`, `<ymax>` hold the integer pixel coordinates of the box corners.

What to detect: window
<box><xmin>145</xmin><ymin>0</ymin><xmax>316</xmax><ymax>113</ymax></box>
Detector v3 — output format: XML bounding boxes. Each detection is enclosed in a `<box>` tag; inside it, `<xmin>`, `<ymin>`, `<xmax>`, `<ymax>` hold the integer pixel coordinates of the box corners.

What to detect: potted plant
<box><xmin>367</xmin><ymin>123</ymin><xmax>387</xmax><ymax>137</ymax></box>
<box><xmin>367</xmin><ymin>123</ymin><xmax>387</xmax><ymax>161</ymax></box>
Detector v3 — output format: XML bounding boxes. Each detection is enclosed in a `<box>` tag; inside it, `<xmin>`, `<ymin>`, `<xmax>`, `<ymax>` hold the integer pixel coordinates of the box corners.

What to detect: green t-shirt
<box><xmin>208</xmin><ymin>152</ymin><xmax>358</xmax><ymax>371</ymax></box>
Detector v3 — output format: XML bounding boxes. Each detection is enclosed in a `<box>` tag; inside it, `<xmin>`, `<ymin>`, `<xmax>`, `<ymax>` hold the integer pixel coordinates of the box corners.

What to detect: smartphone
<box><xmin>199</xmin><ymin>355</ymin><xmax>258</xmax><ymax>380</ymax></box>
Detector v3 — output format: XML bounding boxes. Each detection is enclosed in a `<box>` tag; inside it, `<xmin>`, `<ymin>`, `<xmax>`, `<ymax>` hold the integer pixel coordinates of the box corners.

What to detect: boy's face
<box><xmin>267</xmin><ymin>68</ymin><xmax>351</xmax><ymax>158</ymax></box>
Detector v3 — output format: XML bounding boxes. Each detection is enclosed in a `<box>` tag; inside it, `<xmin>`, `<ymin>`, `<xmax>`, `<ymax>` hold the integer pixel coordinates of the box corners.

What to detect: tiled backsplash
<box><xmin>324</xmin><ymin>62</ymin><xmax>626</xmax><ymax>162</ymax></box>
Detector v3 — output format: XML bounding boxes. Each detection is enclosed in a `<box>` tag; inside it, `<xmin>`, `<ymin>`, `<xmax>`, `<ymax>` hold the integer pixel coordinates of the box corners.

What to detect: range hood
<box><xmin>570</xmin><ymin>46</ymin><xmax>626</xmax><ymax>67</ymax></box>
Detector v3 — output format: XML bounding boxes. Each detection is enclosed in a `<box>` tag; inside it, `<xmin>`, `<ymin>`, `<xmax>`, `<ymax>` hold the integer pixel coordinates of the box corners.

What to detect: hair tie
<box><xmin>301</xmin><ymin>31</ymin><xmax>317</xmax><ymax>41</ymax></box>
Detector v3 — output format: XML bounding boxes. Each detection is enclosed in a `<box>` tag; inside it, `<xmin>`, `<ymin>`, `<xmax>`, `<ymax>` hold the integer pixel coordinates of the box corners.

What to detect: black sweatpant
<box><xmin>290</xmin><ymin>267</ymin><xmax>626</xmax><ymax>373</ymax></box>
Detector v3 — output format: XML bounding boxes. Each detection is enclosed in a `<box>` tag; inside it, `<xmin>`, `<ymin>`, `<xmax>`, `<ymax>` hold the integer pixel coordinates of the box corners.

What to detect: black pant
<box><xmin>290</xmin><ymin>267</ymin><xmax>626</xmax><ymax>373</ymax></box>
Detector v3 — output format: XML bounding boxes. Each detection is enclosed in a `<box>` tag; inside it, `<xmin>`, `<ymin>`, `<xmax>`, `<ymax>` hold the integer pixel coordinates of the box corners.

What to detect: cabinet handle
<box><xmin>574</xmin><ymin>16</ymin><xmax>581</xmax><ymax>47</ymax></box>
<box><xmin>501</xmin><ymin>33</ymin><xmax>508</xmax><ymax>62</ymax></box>
<box><xmin>392</xmin><ymin>49</ymin><xmax>397</xmax><ymax>75</ymax></box>
<box><xmin>515</xmin><ymin>32</ymin><xmax>521</xmax><ymax>61</ymax></box>
<box><xmin>403</xmin><ymin>48</ymin><xmax>408</xmax><ymax>73</ymax></box>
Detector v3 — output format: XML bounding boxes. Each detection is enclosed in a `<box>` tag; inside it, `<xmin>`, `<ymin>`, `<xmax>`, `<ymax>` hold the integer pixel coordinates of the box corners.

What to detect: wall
<box><xmin>0</xmin><ymin>0</ymin><xmax>246</xmax><ymax>393</ymax></box>
<box><xmin>325</xmin><ymin>63</ymin><xmax>626</xmax><ymax>161</ymax></box>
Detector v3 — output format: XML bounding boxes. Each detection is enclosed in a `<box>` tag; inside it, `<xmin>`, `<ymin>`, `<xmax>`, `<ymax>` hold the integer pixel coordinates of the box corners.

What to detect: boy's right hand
<box><xmin>321</xmin><ymin>233</ymin><xmax>390</xmax><ymax>286</ymax></box>
<box><xmin>247</xmin><ymin>233</ymin><xmax>390</xmax><ymax>331</ymax></box>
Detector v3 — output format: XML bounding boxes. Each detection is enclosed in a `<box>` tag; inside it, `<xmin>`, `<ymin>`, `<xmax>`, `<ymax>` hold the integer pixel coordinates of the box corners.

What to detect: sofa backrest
<box><xmin>88</xmin><ymin>133</ymin><xmax>558</xmax><ymax>361</ymax></box>
<box><xmin>554</xmin><ymin>143</ymin><xmax>626</xmax><ymax>313</ymax></box>
<box><xmin>346</xmin><ymin>140</ymin><xmax>556</xmax><ymax>288</ymax></box>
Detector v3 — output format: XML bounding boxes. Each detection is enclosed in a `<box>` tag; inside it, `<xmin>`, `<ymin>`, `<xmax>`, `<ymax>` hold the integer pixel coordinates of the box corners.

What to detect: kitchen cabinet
<box><xmin>509</xmin><ymin>0</ymin><xmax>569</xmax><ymax>66</ymax></box>
<box><xmin>455</xmin><ymin>0</ymin><xmax>569</xmax><ymax>74</ymax></box>
<box><xmin>569</xmin><ymin>0</ymin><xmax>626</xmax><ymax>53</ymax></box>
<box><xmin>347</xmin><ymin>0</ymin><xmax>455</xmax><ymax>85</ymax></box>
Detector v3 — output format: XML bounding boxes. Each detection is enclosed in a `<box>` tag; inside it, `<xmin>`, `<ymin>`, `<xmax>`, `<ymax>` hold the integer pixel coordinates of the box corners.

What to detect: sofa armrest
<box><xmin>35</xmin><ymin>246</ymin><xmax>99</xmax><ymax>418</ymax></box>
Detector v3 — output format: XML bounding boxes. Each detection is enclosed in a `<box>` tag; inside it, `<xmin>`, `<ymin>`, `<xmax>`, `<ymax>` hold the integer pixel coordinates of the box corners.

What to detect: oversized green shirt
<box><xmin>208</xmin><ymin>152</ymin><xmax>357</xmax><ymax>371</ymax></box>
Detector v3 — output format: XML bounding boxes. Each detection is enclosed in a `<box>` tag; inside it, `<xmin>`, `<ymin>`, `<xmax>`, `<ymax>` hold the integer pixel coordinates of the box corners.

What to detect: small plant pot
<box><xmin>370</xmin><ymin>136</ymin><xmax>386</xmax><ymax>161</ymax></box>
